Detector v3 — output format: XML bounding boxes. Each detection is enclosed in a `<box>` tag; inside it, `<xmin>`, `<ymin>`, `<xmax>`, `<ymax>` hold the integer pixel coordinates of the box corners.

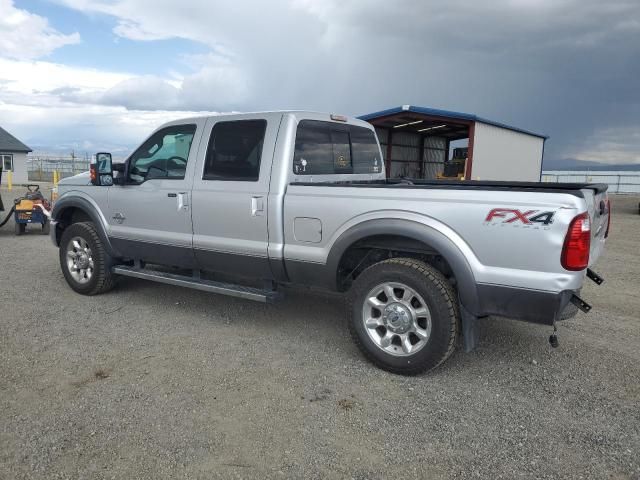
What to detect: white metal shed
<box><xmin>359</xmin><ymin>105</ymin><xmax>547</xmax><ymax>182</ymax></box>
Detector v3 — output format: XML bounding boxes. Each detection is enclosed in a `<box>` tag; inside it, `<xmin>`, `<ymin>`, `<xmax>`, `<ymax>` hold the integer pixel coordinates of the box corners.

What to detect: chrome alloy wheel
<box><xmin>362</xmin><ymin>282</ymin><xmax>432</xmax><ymax>356</ymax></box>
<box><xmin>65</xmin><ymin>236</ymin><xmax>94</xmax><ymax>284</ymax></box>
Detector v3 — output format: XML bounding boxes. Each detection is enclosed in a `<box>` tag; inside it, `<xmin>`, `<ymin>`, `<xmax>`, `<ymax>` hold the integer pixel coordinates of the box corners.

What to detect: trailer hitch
<box><xmin>586</xmin><ymin>268</ymin><xmax>604</xmax><ymax>285</ymax></box>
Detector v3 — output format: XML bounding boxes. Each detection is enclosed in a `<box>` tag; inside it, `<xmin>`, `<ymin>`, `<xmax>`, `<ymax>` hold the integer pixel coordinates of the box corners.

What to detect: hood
<box><xmin>58</xmin><ymin>171</ymin><xmax>91</xmax><ymax>186</ymax></box>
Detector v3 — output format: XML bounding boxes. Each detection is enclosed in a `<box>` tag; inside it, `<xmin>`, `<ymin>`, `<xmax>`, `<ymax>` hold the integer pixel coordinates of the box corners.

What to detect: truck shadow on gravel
<box><xmin>111</xmin><ymin>276</ymin><xmax>553</xmax><ymax>373</ymax></box>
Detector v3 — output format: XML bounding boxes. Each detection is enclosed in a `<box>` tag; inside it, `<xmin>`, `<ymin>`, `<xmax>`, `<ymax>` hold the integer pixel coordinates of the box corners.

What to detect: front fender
<box><xmin>51</xmin><ymin>192</ymin><xmax>120</xmax><ymax>258</ymax></box>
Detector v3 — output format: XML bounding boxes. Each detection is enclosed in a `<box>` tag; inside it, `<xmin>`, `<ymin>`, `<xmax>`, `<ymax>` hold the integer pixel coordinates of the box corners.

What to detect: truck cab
<box><xmin>53</xmin><ymin>112</ymin><xmax>385</xmax><ymax>282</ymax></box>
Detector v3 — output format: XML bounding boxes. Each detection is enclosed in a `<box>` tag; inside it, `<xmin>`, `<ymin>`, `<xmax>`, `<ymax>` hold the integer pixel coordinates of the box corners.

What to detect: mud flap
<box><xmin>460</xmin><ymin>304</ymin><xmax>480</xmax><ymax>352</ymax></box>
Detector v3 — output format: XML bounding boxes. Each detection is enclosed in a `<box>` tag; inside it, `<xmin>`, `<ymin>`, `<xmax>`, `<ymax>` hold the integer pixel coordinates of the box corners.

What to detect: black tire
<box><xmin>15</xmin><ymin>222</ymin><xmax>25</xmax><ymax>235</ymax></box>
<box><xmin>347</xmin><ymin>258</ymin><xmax>459</xmax><ymax>375</ymax></box>
<box><xmin>59</xmin><ymin>222</ymin><xmax>116</xmax><ymax>295</ymax></box>
<box><xmin>41</xmin><ymin>220</ymin><xmax>50</xmax><ymax>235</ymax></box>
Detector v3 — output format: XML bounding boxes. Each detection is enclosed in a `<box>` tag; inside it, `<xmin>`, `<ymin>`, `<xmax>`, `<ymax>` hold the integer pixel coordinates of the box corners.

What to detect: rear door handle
<box><xmin>177</xmin><ymin>192</ymin><xmax>189</xmax><ymax>211</ymax></box>
<box><xmin>251</xmin><ymin>196</ymin><xmax>264</xmax><ymax>216</ymax></box>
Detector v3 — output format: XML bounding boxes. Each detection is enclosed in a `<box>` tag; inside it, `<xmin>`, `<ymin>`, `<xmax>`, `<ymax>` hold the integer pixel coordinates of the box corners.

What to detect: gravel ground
<box><xmin>1</xmin><ymin>187</ymin><xmax>638</xmax><ymax>479</ymax></box>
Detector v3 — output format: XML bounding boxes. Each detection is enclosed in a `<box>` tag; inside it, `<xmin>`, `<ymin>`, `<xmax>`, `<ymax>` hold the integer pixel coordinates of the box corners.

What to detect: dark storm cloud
<box><xmin>46</xmin><ymin>0</ymin><xmax>640</xmax><ymax>163</ymax></box>
<box><xmin>247</xmin><ymin>0</ymin><xmax>640</xmax><ymax>165</ymax></box>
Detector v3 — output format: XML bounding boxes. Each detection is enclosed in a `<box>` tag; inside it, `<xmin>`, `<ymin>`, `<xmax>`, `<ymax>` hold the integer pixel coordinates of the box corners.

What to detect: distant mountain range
<box><xmin>543</xmin><ymin>158</ymin><xmax>640</xmax><ymax>171</ymax></box>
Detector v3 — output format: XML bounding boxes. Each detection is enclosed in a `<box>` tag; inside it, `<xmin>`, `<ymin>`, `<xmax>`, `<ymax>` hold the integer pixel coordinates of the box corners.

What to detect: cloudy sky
<box><xmin>0</xmin><ymin>0</ymin><xmax>638</xmax><ymax>164</ymax></box>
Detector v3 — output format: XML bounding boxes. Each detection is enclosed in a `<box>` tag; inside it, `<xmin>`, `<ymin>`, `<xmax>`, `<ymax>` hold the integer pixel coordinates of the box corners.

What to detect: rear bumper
<box><xmin>476</xmin><ymin>283</ymin><xmax>575</xmax><ymax>325</ymax></box>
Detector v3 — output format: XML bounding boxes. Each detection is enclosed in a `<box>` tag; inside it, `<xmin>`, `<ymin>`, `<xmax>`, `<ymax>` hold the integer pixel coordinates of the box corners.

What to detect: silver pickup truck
<box><xmin>51</xmin><ymin>111</ymin><xmax>610</xmax><ymax>374</ymax></box>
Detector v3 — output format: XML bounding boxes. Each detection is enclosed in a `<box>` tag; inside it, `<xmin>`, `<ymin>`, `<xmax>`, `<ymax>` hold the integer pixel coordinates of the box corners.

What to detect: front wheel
<box><xmin>59</xmin><ymin>222</ymin><xmax>116</xmax><ymax>295</ymax></box>
<box><xmin>347</xmin><ymin>258</ymin><xmax>459</xmax><ymax>375</ymax></box>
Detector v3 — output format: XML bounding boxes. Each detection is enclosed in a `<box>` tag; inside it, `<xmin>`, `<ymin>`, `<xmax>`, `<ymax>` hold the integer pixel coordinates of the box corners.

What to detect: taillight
<box><xmin>605</xmin><ymin>199</ymin><xmax>611</xmax><ymax>238</ymax></box>
<box><xmin>561</xmin><ymin>212</ymin><xmax>591</xmax><ymax>271</ymax></box>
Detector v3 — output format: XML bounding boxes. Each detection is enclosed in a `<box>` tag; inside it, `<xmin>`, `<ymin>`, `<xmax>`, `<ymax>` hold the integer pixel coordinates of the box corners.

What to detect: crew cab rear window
<box><xmin>293</xmin><ymin>120</ymin><xmax>382</xmax><ymax>175</ymax></box>
<box><xmin>203</xmin><ymin>120</ymin><xmax>267</xmax><ymax>181</ymax></box>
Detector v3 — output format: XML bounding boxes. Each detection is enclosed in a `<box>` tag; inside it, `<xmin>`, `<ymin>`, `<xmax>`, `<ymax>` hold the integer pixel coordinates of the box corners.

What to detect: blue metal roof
<box><xmin>358</xmin><ymin>105</ymin><xmax>548</xmax><ymax>140</ymax></box>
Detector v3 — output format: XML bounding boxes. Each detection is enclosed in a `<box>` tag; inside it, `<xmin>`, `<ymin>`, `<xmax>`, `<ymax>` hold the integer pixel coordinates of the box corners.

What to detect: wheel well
<box><xmin>54</xmin><ymin>207</ymin><xmax>92</xmax><ymax>245</ymax></box>
<box><xmin>336</xmin><ymin>235</ymin><xmax>456</xmax><ymax>292</ymax></box>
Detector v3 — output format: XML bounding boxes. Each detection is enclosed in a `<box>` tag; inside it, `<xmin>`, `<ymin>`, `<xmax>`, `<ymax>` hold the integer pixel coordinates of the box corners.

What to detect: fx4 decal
<box><xmin>485</xmin><ymin>208</ymin><xmax>555</xmax><ymax>225</ymax></box>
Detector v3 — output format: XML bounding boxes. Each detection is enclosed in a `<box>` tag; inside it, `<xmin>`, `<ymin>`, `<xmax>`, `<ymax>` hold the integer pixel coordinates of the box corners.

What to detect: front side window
<box><xmin>1</xmin><ymin>154</ymin><xmax>13</xmax><ymax>171</ymax></box>
<box><xmin>203</xmin><ymin>120</ymin><xmax>267</xmax><ymax>181</ymax></box>
<box><xmin>128</xmin><ymin>124</ymin><xmax>196</xmax><ymax>183</ymax></box>
<box><xmin>293</xmin><ymin>120</ymin><xmax>382</xmax><ymax>175</ymax></box>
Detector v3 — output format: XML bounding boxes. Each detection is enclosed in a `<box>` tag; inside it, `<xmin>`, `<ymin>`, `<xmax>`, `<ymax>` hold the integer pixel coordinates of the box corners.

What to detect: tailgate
<box><xmin>581</xmin><ymin>185</ymin><xmax>609</xmax><ymax>266</ymax></box>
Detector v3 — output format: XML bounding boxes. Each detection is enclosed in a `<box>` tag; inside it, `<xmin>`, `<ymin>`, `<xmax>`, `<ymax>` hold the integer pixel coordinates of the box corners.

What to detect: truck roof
<box><xmin>160</xmin><ymin>111</ymin><xmax>374</xmax><ymax>129</ymax></box>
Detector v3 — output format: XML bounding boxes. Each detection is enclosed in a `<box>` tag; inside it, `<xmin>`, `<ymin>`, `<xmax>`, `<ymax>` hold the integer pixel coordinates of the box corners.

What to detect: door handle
<box><xmin>177</xmin><ymin>192</ymin><xmax>189</xmax><ymax>211</ymax></box>
<box><xmin>251</xmin><ymin>196</ymin><xmax>264</xmax><ymax>216</ymax></box>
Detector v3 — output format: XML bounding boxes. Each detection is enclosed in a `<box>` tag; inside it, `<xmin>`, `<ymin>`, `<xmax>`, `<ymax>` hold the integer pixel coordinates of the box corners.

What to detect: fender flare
<box><xmin>326</xmin><ymin>218</ymin><xmax>480</xmax><ymax>315</ymax></box>
<box><xmin>51</xmin><ymin>196</ymin><xmax>121</xmax><ymax>258</ymax></box>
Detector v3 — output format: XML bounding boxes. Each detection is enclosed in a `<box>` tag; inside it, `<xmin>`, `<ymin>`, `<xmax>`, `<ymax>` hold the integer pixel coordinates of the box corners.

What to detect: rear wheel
<box><xmin>59</xmin><ymin>222</ymin><xmax>116</xmax><ymax>295</ymax></box>
<box><xmin>15</xmin><ymin>222</ymin><xmax>25</xmax><ymax>235</ymax></box>
<box><xmin>41</xmin><ymin>219</ymin><xmax>50</xmax><ymax>235</ymax></box>
<box><xmin>347</xmin><ymin>258</ymin><xmax>459</xmax><ymax>375</ymax></box>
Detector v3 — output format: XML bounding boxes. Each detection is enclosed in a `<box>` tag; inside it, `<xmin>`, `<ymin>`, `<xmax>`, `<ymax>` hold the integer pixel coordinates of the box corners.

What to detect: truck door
<box><xmin>190</xmin><ymin>115</ymin><xmax>281</xmax><ymax>279</ymax></box>
<box><xmin>106</xmin><ymin>121</ymin><xmax>204</xmax><ymax>267</ymax></box>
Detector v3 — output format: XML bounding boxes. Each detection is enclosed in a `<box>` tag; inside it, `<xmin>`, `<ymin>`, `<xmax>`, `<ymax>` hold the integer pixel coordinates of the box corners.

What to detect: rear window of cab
<box><xmin>293</xmin><ymin>120</ymin><xmax>382</xmax><ymax>175</ymax></box>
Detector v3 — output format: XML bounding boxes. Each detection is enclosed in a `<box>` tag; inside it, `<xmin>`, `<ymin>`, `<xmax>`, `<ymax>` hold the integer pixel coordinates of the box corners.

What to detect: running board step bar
<box><xmin>113</xmin><ymin>265</ymin><xmax>281</xmax><ymax>303</ymax></box>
